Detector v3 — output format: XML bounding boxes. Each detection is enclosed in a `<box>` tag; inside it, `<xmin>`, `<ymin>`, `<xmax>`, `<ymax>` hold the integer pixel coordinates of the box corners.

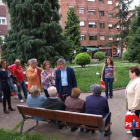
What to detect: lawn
<box><xmin>74</xmin><ymin>62</ymin><xmax>138</xmax><ymax>92</ymax></box>
<box><xmin>0</xmin><ymin>129</ymin><xmax>60</xmax><ymax>140</ymax></box>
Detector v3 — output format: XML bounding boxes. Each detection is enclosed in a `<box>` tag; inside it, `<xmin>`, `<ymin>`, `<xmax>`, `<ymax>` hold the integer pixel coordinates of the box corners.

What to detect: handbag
<box><xmin>125</xmin><ymin>111</ymin><xmax>139</xmax><ymax>129</ymax></box>
<box><xmin>101</xmin><ymin>80</ymin><xmax>106</xmax><ymax>89</ymax></box>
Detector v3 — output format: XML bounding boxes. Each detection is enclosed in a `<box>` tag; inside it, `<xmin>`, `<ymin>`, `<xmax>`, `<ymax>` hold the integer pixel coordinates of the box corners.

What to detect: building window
<box><xmin>116</xmin><ymin>2</ymin><xmax>119</xmax><ymax>6</ymax></box>
<box><xmin>88</xmin><ymin>22</ymin><xmax>96</xmax><ymax>28</ymax></box>
<box><xmin>99</xmin><ymin>11</ymin><xmax>104</xmax><ymax>16</ymax></box>
<box><xmin>108</xmin><ymin>0</ymin><xmax>112</xmax><ymax>5</ymax></box>
<box><xmin>89</xmin><ymin>35</ymin><xmax>97</xmax><ymax>40</ymax></box>
<box><xmin>108</xmin><ymin>24</ymin><xmax>113</xmax><ymax>29</ymax></box>
<box><xmin>99</xmin><ymin>0</ymin><xmax>104</xmax><ymax>4</ymax></box>
<box><xmin>88</xmin><ymin>9</ymin><xmax>95</xmax><ymax>15</ymax></box>
<box><xmin>100</xmin><ymin>23</ymin><xmax>105</xmax><ymax>28</ymax></box>
<box><xmin>117</xmin><ymin>25</ymin><xmax>120</xmax><ymax>29</ymax></box>
<box><xmin>0</xmin><ymin>36</ymin><xmax>5</xmax><ymax>40</ymax></box>
<box><xmin>87</xmin><ymin>0</ymin><xmax>95</xmax><ymax>1</ymax></box>
<box><xmin>0</xmin><ymin>17</ymin><xmax>7</xmax><ymax>25</ymax></box>
<box><xmin>117</xmin><ymin>38</ymin><xmax>121</xmax><ymax>41</ymax></box>
<box><xmin>80</xmin><ymin>21</ymin><xmax>85</xmax><ymax>27</ymax></box>
<box><xmin>79</xmin><ymin>8</ymin><xmax>84</xmax><ymax>14</ymax></box>
<box><xmin>100</xmin><ymin>36</ymin><xmax>105</xmax><ymax>40</ymax></box>
<box><xmin>109</xmin><ymin>37</ymin><xmax>113</xmax><ymax>41</ymax></box>
<box><xmin>69</xmin><ymin>6</ymin><xmax>74</xmax><ymax>8</ymax></box>
<box><xmin>108</xmin><ymin>12</ymin><xmax>113</xmax><ymax>18</ymax></box>
<box><xmin>80</xmin><ymin>35</ymin><xmax>86</xmax><ymax>40</ymax></box>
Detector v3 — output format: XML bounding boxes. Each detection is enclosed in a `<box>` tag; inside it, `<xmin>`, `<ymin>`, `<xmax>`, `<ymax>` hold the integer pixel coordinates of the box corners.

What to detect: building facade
<box><xmin>0</xmin><ymin>0</ymin><xmax>10</xmax><ymax>40</ymax></box>
<box><xmin>59</xmin><ymin>0</ymin><xmax>120</xmax><ymax>57</ymax></box>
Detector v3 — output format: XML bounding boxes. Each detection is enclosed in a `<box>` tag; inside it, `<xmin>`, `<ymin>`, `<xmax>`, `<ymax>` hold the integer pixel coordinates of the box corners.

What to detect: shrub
<box><xmin>94</xmin><ymin>51</ymin><xmax>105</xmax><ymax>61</ymax></box>
<box><xmin>75</xmin><ymin>53</ymin><xmax>91</xmax><ymax>67</ymax></box>
<box><xmin>122</xmin><ymin>50</ymin><xmax>134</xmax><ymax>62</ymax></box>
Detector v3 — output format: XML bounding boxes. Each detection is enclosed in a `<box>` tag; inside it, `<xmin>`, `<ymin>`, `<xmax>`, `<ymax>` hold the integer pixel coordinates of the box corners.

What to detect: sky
<box><xmin>130</xmin><ymin>0</ymin><xmax>140</xmax><ymax>9</ymax></box>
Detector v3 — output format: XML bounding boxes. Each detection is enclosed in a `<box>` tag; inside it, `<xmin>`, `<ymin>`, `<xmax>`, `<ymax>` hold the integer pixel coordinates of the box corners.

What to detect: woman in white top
<box><xmin>126</xmin><ymin>66</ymin><xmax>140</xmax><ymax>140</ymax></box>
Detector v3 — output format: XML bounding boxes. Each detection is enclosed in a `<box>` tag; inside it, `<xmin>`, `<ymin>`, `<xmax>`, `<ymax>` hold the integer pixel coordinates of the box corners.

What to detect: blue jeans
<box><xmin>17</xmin><ymin>81</ymin><xmax>28</xmax><ymax>100</ymax></box>
<box><xmin>105</xmin><ymin>78</ymin><xmax>114</xmax><ymax>98</ymax></box>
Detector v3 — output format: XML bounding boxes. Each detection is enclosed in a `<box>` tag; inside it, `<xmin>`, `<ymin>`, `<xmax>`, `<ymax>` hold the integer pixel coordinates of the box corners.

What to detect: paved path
<box><xmin>0</xmin><ymin>89</ymin><xmax>133</xmax><ymax>140</ymax></box>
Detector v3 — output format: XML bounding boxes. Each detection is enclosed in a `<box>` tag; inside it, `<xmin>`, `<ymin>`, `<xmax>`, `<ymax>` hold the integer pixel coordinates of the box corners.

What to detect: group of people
<box><xmin>0</xmin><ymin>56</ymin><xmax>140</xmax><ymax>140</ymax></box>
<box><xmin>27</xmin><ymin>84</ymin><xmax>110</xmax><ymax>133</ymax></box>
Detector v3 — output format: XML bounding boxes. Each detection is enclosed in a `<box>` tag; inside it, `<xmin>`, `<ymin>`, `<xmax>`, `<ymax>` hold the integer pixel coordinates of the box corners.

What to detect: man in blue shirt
<box><xmin>56</xmin><ymin>58</ymin><xmax>77</xmax><ymax>101</ymax></box>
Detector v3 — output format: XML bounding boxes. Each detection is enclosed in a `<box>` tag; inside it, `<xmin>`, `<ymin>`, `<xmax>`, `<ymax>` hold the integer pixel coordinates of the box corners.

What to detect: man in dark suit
<box><xmin>56</xmin><ymin>58</ymin><xmax>77</xmax><ymax>101</ymax></box>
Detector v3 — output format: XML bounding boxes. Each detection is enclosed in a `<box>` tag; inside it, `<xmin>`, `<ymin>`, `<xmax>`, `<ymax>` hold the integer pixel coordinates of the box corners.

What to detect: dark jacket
<box><xmin>85</xmin><ymin>95</ymin><xmax>109</xmax><ymax>118</ymax></box>
<box><xmin>55</xmin><ymin>66</ymin><xmax>77</xmax><ymax>97</ymax></box>
<box><xmin>45</xmin><ymin>97</ymin><xmax>65</xmax><ymax>110</ymax></box>
<box><xmin>65</xmin><ymin>96</ymin><xmax>85</xmax><ymax>113</ymax></box>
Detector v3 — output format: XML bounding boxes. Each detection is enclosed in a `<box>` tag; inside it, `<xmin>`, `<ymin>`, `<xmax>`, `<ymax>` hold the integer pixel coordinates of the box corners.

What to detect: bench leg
<box><xmin>20</xmin><ymin>118</ymin><xmax>26</xmax><ymax>133</ymax></box>
<box><xmin>25</xmin><ymin>121</ymin><xmax>39</xmax><ymax>132</ymax></box>
<box><xmin>99</xmin><ymin>131</ymin><xmax>104</xmax><ymax>140</ymax></box>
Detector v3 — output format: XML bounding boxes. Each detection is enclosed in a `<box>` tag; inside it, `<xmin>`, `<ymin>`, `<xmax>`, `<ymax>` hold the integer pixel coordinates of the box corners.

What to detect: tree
<box><xmin>2</xmin><ymin>0</ymin><xmax>70</xmax><ymax>65</ymax></box>
<box><xmin>127</xmin><ymin>6</ymin><xmax>140</xmax><ymax>61</ymax></box>
<box><xmin>109</xmin><ymin>0</ymin><xmax>135</xmax><ymax>57</ymax></box>
<box><xmin>75</xmin><ymin>53</ymin><xmax>91</xmax><ymax>68</ymax></box>
<box><xmin>64</xmin><ymin>8</ymin><xmax>81</xmax><ymax>61</ymax></box>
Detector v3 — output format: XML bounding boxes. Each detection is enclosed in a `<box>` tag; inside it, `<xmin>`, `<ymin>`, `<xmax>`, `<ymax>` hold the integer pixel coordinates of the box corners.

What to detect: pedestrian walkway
<box><xmin>0</xmin><ymin>89</ymin><xmax>132</xmax><ymax>140</ymax></box>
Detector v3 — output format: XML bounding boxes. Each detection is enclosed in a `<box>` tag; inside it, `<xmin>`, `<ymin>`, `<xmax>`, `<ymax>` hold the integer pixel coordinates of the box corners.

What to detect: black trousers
<box><xmin>61</xmin><ymin>86</ymin><xmax>69</xmax><ymax>102</ymax></box>
<box><xmin>134</xmin><ymin>110</ymin><xmax>140</xmax><ymax>137</ymax></box>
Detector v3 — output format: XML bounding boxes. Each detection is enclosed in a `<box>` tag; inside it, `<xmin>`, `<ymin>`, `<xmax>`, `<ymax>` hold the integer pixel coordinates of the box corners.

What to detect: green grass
<box><xmin>74</xmin><ymin>62</ymin><xmax>138</xmax><ymax>92</ymax></box>
<box><xmin>0</xmin><ymin>129</ymin><xmax>60</xmax><ymax>140</ymax></box>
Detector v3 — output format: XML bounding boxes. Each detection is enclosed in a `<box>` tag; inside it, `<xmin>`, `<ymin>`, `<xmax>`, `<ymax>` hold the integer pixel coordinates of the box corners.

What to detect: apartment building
<box><xmin>59</xmin><ymin>0</ymin><xmax>120</xmax><ymax>57</ymax></box>
<box><xmin>0</xmin><ymin>0</ymin><xmax>10</xmax><ymax>40</ymax></box>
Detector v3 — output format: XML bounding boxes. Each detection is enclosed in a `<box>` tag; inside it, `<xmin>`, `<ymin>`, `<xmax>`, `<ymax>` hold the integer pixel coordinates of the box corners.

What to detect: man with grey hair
<box><xmin>56</xmin><ymin>58</ymin><xmax>77</xmax><ymax>101</ymax></box>
<box><xmin>26</xmin><ymin>58</ymin><xmax>42</xmax><ymax>90</ymax></box>
<box><xmin>85</xmin><ymin>84</ymin><xmax>111</xmax><ymax>134</ymax></box>
<box><xmin>45</xmin><ymin>86</ymin><xmax>65</xmax><ymax>129</ymax></box>
<box><xmin>45</xmin><ymin>86</ymin><xmax>65</xmax><ymax>110</ymax></box>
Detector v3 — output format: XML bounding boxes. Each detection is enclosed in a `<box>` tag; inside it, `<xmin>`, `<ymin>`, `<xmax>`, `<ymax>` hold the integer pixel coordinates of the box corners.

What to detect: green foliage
<box><xmin>75</xmin><ymin>62</ymin><xmax>137</xmax><ymax>92</ymax></box>
<box><xmin>0</xmin><ymin>129</ymin><xmax>59</xmax><ymax>140</ymax></box>
<box><xmin>0</xmin><ymin>37</ymin><xmax>3</xmax><ymax>45</ymax></box>
<box><xmin>2</xmin><ymin>0</ymin><xmax>70</xmax><ymax>65</ymax></box>
<box><xmin>122</xmin><ymin>50</ymin><xmax>133</xmax><ymax>62</ymax></box>
<box><xmin>75</xmin><ymin>53</ymin><xmax>91</xmax><ymax>67</ymax></box>
<box><xmin>127</xmin><ymin>6</ymin><xmax>140</xmax><ymax>62</ymax></box>
<box><xmin>64</xmin><ymin>8</ymin><xmax>81</xmax><ymax>60</ymax></box>
<box><xmin>110</xmin><ymin>0</ymin><xmax>135</xmax><ymax>57</ymax></box>
<box><xmin>94</xmin><ymin>51</ymin><xmax>105</xmax><ymax>61</ymax></box>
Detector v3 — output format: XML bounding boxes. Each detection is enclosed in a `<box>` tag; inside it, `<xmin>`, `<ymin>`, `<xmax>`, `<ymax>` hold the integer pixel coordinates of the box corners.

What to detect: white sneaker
<box><xmin>132</xmin><ymin>137</ymin><xmax>140</xmax><ymax>140</ymax></box>
<box><xmin>126</xmin><ymin>130</ymin><xmax>132</xmax><ymax>134</ymax></box>
<box><xmin>20</xmin><ymin>99</ymin><xmax>24</xmax><ymax>103</ymax></box>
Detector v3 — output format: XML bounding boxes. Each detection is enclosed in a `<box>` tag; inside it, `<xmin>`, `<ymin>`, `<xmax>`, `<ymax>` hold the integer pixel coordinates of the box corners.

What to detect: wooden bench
<box><xmin>17</xmin><ymin>105</ymin><xmax>112</xmax><ymax>140</ymax></box>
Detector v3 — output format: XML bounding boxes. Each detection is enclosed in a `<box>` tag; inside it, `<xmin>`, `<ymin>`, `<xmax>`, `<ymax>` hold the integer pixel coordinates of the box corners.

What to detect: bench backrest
<box><xmin>17</xmin><ymin>105</ymin><xmax>103</xmax><ymax>127</ymax></box>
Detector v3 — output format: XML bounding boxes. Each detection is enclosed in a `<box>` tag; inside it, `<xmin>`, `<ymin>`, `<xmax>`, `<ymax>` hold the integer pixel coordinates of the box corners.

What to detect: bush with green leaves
<box><xmin>75</xmin><ymin>53</ymin><xmax>91</xmax><ymax>67</ymax></box>
<box><xmin>94</xmin><ymin>51</ymin><xmax>105</xmax><ymax>61</ymax></box>
<box><xmin>122</xmin><ymin>50</ymin><xmax>134</xmax><ymax>62</ymax></box>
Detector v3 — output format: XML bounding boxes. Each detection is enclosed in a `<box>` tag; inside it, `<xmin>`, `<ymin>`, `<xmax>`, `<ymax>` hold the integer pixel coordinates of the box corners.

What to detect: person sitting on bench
<box><xmin>27</xmin><ymin>85</ymin><xmax>46</xmax><ymax>121</ymax></box>
<box><xmin>45</xmin><ymin>86</ymin><xmax>65</xmax><ymax>129</ymax></box>
<box><xmin>85</xmin><ymin>84</ymin><xmax>111</xmax><ymax>135</ymax></box>
<box><xmin>65</xmin><ymin>87</ymin><xmax>85</xmax><ymax>132</ymax></box>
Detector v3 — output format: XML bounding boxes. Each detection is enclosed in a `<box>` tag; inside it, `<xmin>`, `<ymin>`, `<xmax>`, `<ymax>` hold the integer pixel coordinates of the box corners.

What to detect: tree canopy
<box><xmin>127</xmin><ymin>6</ymin><xmax>140</xmax><ymax>61</ymax></box>
<box><xmin>110</xmin><ymin>0</ymin><xmax>135</xmax><ymax>57</ymax></box>
<box><xmin>2</xmin><ymin>0</ymin><xmax>70</xmax><ymax>65</ymax></box>
<box><xmin>64</xmin><ymin>8</ymin><xmax>81</xmax><ymax>61</ymax></box>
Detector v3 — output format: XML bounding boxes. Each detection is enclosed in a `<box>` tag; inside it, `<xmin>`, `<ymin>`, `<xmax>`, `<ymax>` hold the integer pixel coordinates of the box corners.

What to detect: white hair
<box><xmin>29</xmin><ymin>58</ymin><xmax>37</xmax><ymax>65</ymax></box>
<box><xmin>48</xmin><ymin>86</ymin><xmax>57</xmax><ymax>97</ymax></box>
